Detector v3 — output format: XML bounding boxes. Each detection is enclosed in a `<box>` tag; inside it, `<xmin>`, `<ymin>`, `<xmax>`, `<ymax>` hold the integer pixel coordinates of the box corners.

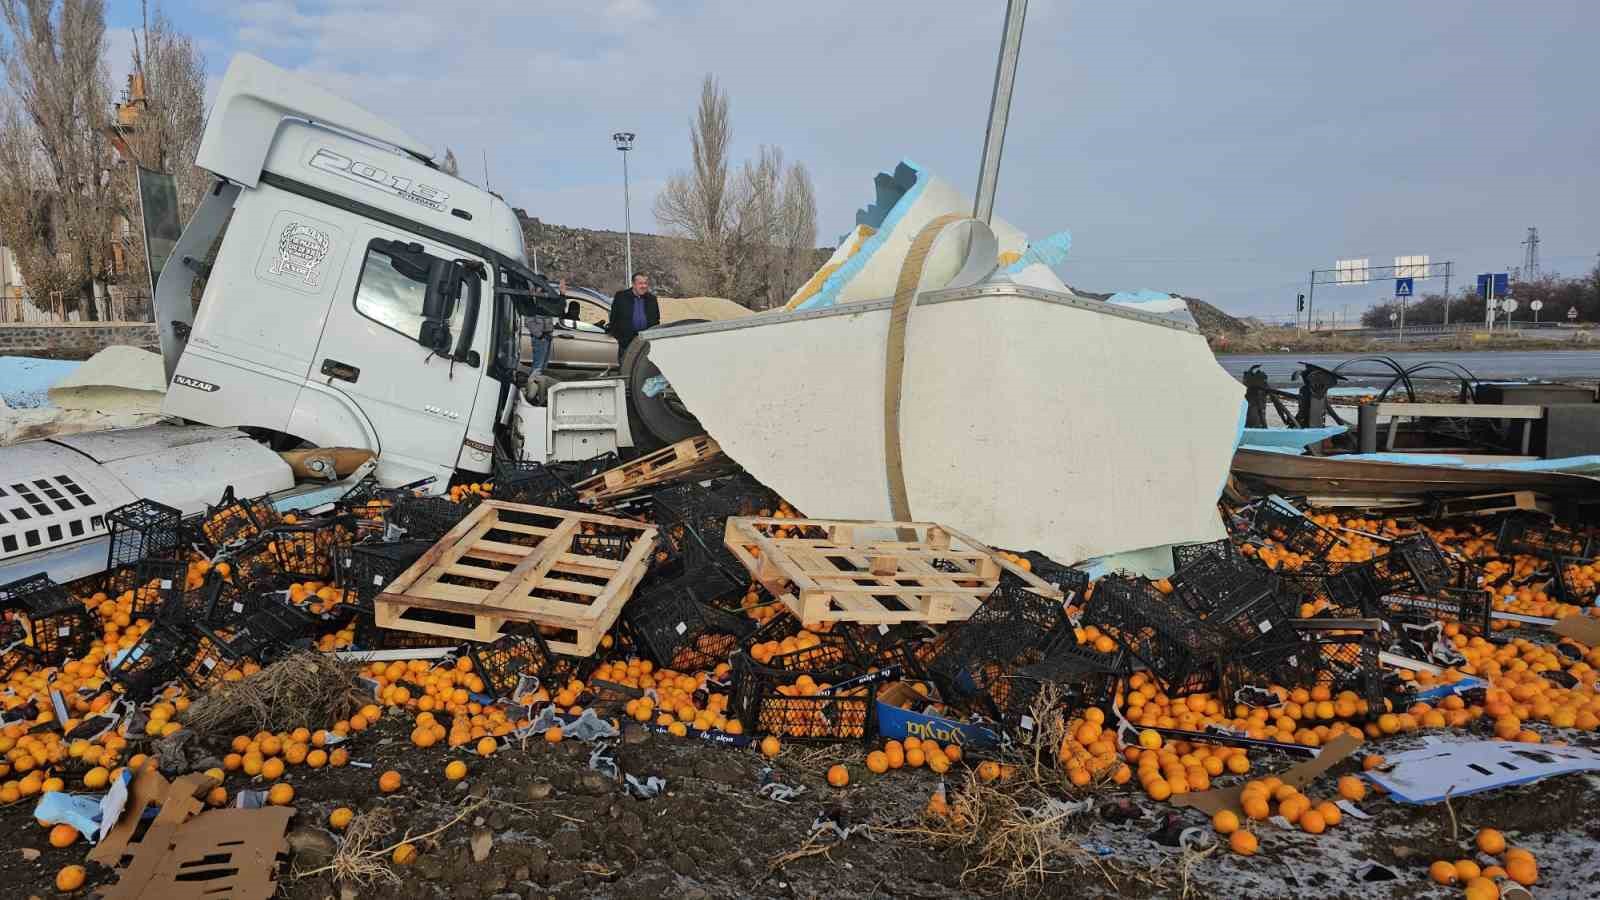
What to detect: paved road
<box><xmin>1214</xmin><ymin>351</ymin><xmax>1600</xmax><ymax>385</ymax></box>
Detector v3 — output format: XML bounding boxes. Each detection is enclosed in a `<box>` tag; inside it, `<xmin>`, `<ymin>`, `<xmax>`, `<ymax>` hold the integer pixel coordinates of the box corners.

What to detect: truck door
<box><xmin>300</xmin><ymin>226</ymin><xmax>488</xmax><ymax>484</ymax></box>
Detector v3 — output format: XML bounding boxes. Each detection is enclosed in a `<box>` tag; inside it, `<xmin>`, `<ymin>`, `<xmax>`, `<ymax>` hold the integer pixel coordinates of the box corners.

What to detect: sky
<box><xmin>100</xmin><ymin>0</ymin><xmax>1600</xmax><ymax>319</ymax></box>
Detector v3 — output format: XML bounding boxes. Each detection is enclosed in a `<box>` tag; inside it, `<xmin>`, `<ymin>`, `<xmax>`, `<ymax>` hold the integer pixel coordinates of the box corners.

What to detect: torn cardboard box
<box><xmin>89</xmin><ymin>760</ymin><xmax>292</xmax><ymax>899</ymax></box>
<box><xmin>1173</xmin><ymin>733</ymin><xmax>1359</xmax><ymax>817</ymax></box>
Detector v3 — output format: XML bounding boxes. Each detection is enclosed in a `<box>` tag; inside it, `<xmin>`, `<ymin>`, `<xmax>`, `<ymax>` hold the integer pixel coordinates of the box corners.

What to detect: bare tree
<box><xmin>112</xmin><ymin>0</ymin><xmax>206</xmax><ymax>291</ymax></box>
<box><xmin>0</xmin><ymin>0</ymin><xmax>115</xmax><ymax>319</ymax></box>
<box><xmin>653</xmin><ymin>75</ymin><xmax>733</xmax><ymax>296</ymax></box>
<box><xmin>654</xmin><ymin>76</ymin><xmax>816</xmax><ymax>305</ymax></box>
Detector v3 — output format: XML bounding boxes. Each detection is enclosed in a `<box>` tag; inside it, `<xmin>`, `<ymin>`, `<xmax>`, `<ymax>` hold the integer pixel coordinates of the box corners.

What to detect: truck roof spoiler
<box><xmin>195</xmin><ymin>53</ymin><xmax>435</xmax><ymax>188</ymax></box>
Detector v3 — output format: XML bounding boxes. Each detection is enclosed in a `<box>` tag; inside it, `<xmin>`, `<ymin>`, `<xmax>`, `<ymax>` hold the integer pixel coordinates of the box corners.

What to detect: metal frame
<box><xmin>1304</xmin><ymin>260</ymin><xmax>1455</xmax><ymax>332</ymax></box>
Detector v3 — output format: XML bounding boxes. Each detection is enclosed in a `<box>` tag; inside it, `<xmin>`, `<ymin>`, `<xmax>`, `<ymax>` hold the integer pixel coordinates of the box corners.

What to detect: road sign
<box><xmin>1570</xmin><ymin>307</ymin><xmax>1579</xmax><ymax>321</ymax></box>
<box><xmin>1502</xmin><ymin>299</ymin><xmax>1518</xmax><ymax>314</ymax></box>
<box><xmin>1394</xmin><ymin>277</ymin><xmax>1413</xmax><ymax>298</ymax></box>
<box><xmin>1389</xmin><ymin>312</ymin><xmax>1398</xmax><ymax>323</ymax></box>
<box><xmin>1476</xmin><ymin>272</ymin><xmax>1509</xmax><ymax>299</ymax></box>
<box><xmin>1530</xmin><ymin>300</ymin><xmax>1543</xmax><ymax>311</ymax></box>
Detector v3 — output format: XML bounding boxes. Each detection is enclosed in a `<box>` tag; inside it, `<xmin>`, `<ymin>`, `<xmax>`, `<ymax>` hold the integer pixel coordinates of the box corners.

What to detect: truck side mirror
<box><xmin>418</xmin><ymin>259</ymin><xmax>461</xmax><ymax>352</ymax></box>
<box><xmin>565</xmin><ymin>301</ymin><xmax>580</xmax><ymax>322</ymax></box>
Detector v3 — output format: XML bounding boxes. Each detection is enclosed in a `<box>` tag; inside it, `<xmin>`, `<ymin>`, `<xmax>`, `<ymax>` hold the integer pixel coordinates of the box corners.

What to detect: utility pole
<box><xmin>612</xmin><ymin>132</ymin><xmax>636</xmax><ymax>282</ymax></box>
<box><xmin>972</xmin><ymin>0</ymin><xmax>1027</xmax><ymax>224</ymax></box>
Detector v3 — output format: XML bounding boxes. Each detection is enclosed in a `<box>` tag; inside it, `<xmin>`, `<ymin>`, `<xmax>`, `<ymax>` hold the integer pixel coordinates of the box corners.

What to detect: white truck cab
<box><xmin>158</xmin><ymin>54</ymin><xmax>574</xmax><ymax>488</ymax></box>
<box><xmin>0</xmin><ymin>54</ymin><xmax>653</xmax><ymax>584</ymax></box>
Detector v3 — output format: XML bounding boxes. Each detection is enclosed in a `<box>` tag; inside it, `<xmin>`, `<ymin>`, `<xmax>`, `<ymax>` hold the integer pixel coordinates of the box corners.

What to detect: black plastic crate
<box><xmin>853</xmin><ymin>622</ymin><xmax>939</xmax><ymax>672</ymax></box>
<box><xmin>0</xmin><ymin>620</ymin><xmax>37</xmax><ymax>681</ymax></box>
<box><xmin>106</xmin><ymin>623</ymin><xmax>194</xmax><ymax>701</ymax></box>
<box><xmin>1249</xmin><ymin>499</ymin><xmax>1340</xmax><ymax>557</ymax></box>
<box><xmin>178</xmin><ymin>626</ymin><xmax>248</xmax><ymax>690</ymax></box>
<box><xmin>1171</xmin><ymin>538</ymin><xmax>1238</xmax><ymax>572</ymax></box>
<box><xmin>1006</xmin><ymin>552</ymin><xmax>1091</xmax><ymax>602</ymax></box>
<box><xmin>572</xmin><ymin>528</ymin><xmax>637</xmax><ymax>562</ymax></box>
<box><xmin>1553</xmin><ymin>557</ymin><xmax>1599</xmax><ymax>605</ymax></box>
<box><xmin>0</xmin><ymin>574</ymin><xmax>94</xmax><ymax>665</ymax></box>
<box><xmin>200</xmin><ymin>486</ymin><xmax>280</xmax><ymax>548</ymax></box>
<box><xmin>196</xmin><ymin>573</ymin><xmax>273</xmax><ymax>628</ymax></box>
<box><xmin>1080</xmin><ymin>575</ymin><xmax>1232</xmax><ymax>697</ymax></box>
<box><xmin>1375</xmin><ymin>587</ymin><xmax>1492</xmax><ymax>635</ymax></box>
<box><xmin>1169</xmin><ymin>553</ymin><xmax>1279</xmax><ymax>617</ymax></box>
<box><xmin>652</xmin><ymin>474</ymin><xmax>782</xmax><ymax>579</ymax></box>
<box><xmin>387</xmin><ymin>494</ymin><xmax>474</xmax><ymax>542</ymax></box>
<box><xmin>492</xmin><ymin>457</ymin><xmax>582</xmax><ymax>509</ymax></box>
<box><xmin>923</xmin><ymin>582</ymin><xmax>1068</xmax><ymax>713</ymax></box>
<box><xmin>105</xmin><ymin>498</ymin><xmax>183</xmax><ymax>584</ymax></box>
<box><xmin>199</xmin><ymin>598</ymin><xmax>315</xmax><ymax>664</ymax></box>
<box><xmin>469</xmin><ymin>626</ymin><xmax>554</xmax><ymax>699</ymax></box>
<box><xmin>731</xmin><ymin>653</ymin><xmax>876</xmax><ymax>744</ymax></box>
<box><xmin>1276</xmin><ymin>569</ymin><xmax>1372</xmax><ymax>619</ymax></box>
<box><xmin>125</xmin><ymin>556</ymin><xmax>184</xmax><ymax>621</ymax></box>
<box><xmin>625</xmin><ymin>572</ymin><xmax>753</xmax><ymax>673</ymax></box>
<box><xmin>339</xmin><ymin>540</ymin><xmax>431</xmax><ymax>609</ymax></box>
<box><xmin>1363</xmin><ymin>534</ymin><xmax>1455</xmax><ymax>596</ymax></box>
<box><xmin>998</xmin><ymin>639</ymin><xmax>1125</xmax><ymax>737</ymax></box>
<box><xmin>1497</xmin><ymin>514</ymin><xmax>1592</xmax><ymax>560</ymax></box>
<box><xmin>266</xmin><ymin>514</ymin><xmax>356</xmax><ymax>581</ymax></box>
<box><xmin>1238</xmin><ymin>620</ymin><xmax>1384</xmax><ymax>713</ymax></box>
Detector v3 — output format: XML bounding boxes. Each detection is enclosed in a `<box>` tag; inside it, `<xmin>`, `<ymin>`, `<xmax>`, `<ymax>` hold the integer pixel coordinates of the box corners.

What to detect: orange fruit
<box><xmin>48</xmin><ymin>823</ymin><xmax>77</xmax><ymax>848</ymax></box>
<box><xmin>1314</xmin><ymin>800</ymin><xmax>1341</xmax><ymax>827</ymax></box>
<box><xmin>1228</xmin><ymin>830</ymin><xmax>1257</xmax><ymax>856</ymax></box>
<box><xmin>393</xmin><ymin>842</ymin><xmax>418</xmax><ymax>865</ymax></box>
<box><xmin>865</xmin><ymin>751</ymin><xmax>889</xmax><ymax>774</ymax></box>
<box><xmin>826</xmin><ymin>764</ymin><xmax>849</xmax><ymax>788</ymax></box>
<box><xmin>1475</xmin><ymin>828</ymin><xmax>1506</xmax><ymax>855</ymax></box>
<box><xmin>1429</xmin><ymin>860</ymin><xmax>1458</xmax><ymax>886</ymax></box>
<box><xmin>1211</xmin><ymin>809</ymin><xmax>1239</xmax><ymax>834</ymax></box>
<box><xmin>267</xmin><ymin>783</ymin><xmax>294</xmax><ymax>806</ymax></box>
<box><xmin>544</xmin><ymin>727</ymin><xmax>563</xmax><ymax>744</ymax></box>
<box><xmin>1337</xmin><ymin>775</ymin><xmax>1366</xmax><ymax>802</ymax></box>
<box><xmin>1463</xmin><ymin>876</ymin><xmax>1499</xmax><ymax>900</ymax></box>
<box><xmin>476</xmin><ymin>737</ymin><xmax>497</xmax><ymax>756</ymax></box>
<box><xmin>445</xmin><ymin>760</ymin><xmax>468</xmax><ymax>781</ymax></box>
<box><xmin>1298</xmin><ymin>809</ymin><xmax>1325</xmax><ymax>834</ymax></box>
<box><xmin>261</xmin><ymin>758</ymin><xmax>285</xmax><ymax>781</ymax></box>
<box><xmin>206</xmin><ymin>786</ymin><xmax>227</xmax><ymax>807</ymax></box>
<box><xmin>905</xmin><ymin>747</ymin><xmax>926</xmax><ymax>768</ymax></box>
<box><xmin>1505</xmin><ymin>856</ymin><xmax>1537</xmax><ymax>886</ymax></box>
<box><xmin>329</xmin><ymin>807</ymin><xmax>354</xmax><ymax>830</ymax></box>
<box><xmin>1241</xmin><ymin>794</ymin><xmax>1270</xmax><ymax>821</ymax></box>
<box><xmin>1453</xmin><ymin>860</ymin><xmax>1481</xmax><ymax>882</ymax></box>
<box><xmin>760</xmin><ymin>736</ymin><xmax>781</xmax><ymax>758</ymax></box>
<box><xmin>306</xmin><ymin>749</ymin><xmax>328</xmax><ymax>769</ymax></box>
<box><xmin>56</xmin><ymin>865</ymin><xmax>86</xmax><ymax>892</ymax></box>
<box><xmin>378</xmin><ymin>770</ymin><xmax>402</xmax><ymax>793</ymax></box>
<box><xmin>1146</xmin><ymin>779</ymin><xmax>1171</xmax><ymax>802</ymax></box>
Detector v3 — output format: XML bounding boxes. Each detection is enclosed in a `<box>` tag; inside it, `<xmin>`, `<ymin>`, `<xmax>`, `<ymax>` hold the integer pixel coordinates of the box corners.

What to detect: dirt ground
<box><xmin>4</xmin><ymin>714</ymin><xmax>1599</xmax><ymax>899</ymax></box>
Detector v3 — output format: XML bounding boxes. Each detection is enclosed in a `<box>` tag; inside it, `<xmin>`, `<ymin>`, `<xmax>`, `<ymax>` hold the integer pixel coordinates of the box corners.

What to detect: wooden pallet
<box><xmin>375</xmin><ymin>501</ymin><xmax>656</xmax><ymax>655</ymax></box>
<box><xmin>574</xmin><ymin>435</ymin><xmax>728</xmax><ymax>503</ymax></box>
<box><xmin>723</xmin><ymin>517</ymin><xmax>1062</xmax><ymax>625</ymax></box>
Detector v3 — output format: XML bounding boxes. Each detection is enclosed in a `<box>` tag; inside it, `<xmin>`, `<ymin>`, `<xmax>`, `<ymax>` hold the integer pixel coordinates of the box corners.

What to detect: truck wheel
<box><xmin>621</xmin><ymin>323</ymin><xmax>707</xmax><ymax>449</ymax></box>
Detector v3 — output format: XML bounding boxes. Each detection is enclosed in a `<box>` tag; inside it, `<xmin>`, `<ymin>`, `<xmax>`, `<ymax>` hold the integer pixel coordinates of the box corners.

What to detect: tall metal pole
<box><xmin>972</xmin><ymin>0</ymin><xmax>1028</xmax><ymax>224</ymax></box>
<box><xmin>1442</xmin><ymin>260</ymin><xmax>1451</xmax><ymax>326</ymax></box>
<box><xmin>613</xmin><ymin>132</ymin><xmax>636</xmax><ymax>282</ymax></box>
<box><xmin>622</xmin><ymin>150</ymin><xmax>633</xmax><ymax>279</ymax></box>
<box><xmin>1306</xmin><ymin>271</ymin><xmax>1316</xmax><ymax>333</ymax></box>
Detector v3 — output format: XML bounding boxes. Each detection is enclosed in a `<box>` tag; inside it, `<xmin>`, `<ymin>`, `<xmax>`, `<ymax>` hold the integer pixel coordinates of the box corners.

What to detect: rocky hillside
<box><xmin>1180</xmin><ymin>295</ymin><xmax>1249</xmax><ymax>337</ymax></box>
<box><xmin>516</xmin><ymin>212</ymin><xmax>687</xmax><ymax>296</ymax></box>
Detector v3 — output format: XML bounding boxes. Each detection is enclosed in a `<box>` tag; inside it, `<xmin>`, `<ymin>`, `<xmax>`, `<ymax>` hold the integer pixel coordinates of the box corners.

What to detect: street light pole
<box><xmin>612</xmin><ymin>131</ymin><xmax>636</xmax><ymax>283</ymax></box>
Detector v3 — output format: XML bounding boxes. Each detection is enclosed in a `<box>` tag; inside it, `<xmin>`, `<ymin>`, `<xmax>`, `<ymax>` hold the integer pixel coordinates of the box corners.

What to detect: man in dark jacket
<box><xmin>608</xmin><ymin>272</ymin><xmax>660</xmax><ymax>355</ymax></box>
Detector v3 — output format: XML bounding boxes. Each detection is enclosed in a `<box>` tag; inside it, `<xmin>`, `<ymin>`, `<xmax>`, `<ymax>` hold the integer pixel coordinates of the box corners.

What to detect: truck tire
<box><xmin>621</xmin><ymin>324</ymin><xmax>707</xmax><ymax>449</ymax></box>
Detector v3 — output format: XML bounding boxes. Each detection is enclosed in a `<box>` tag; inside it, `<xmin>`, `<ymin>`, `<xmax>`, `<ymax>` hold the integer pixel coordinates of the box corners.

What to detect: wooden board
<box><xmin>723</xmin><ymin>516</ymin><xmax>1062</xmax><ymax>625</ymax></box>
<box><xmin>1232</xmin><ymin>448</ymin><xmax>1600</xmax><ymax>501</ymax></box>
<box><xmin>374</xmin><ymin>500</ymin><xmax>656</xmax><ymax>655</ymax></box>
<box><xmin>574</xmin><ymin>435</ymin><xmax>728</xmax><ymax>503</ymax></box>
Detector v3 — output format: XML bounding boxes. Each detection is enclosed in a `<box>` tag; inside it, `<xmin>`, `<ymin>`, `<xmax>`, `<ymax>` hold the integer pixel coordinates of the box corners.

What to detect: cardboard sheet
<box><xmin>89</xmin><ymin>761</ymin><xmax>291</xmax><ymax>899</ymax></box>
<box><xmin>1365</xmin><ymin>737</ymin><xmax>1600</xmax><ymax>804</ymax></box>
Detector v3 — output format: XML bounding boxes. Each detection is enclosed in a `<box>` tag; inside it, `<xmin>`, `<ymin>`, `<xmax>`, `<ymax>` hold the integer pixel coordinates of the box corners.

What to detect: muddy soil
<box><xmin>4</xmin><ymin>715</ymin><xmax>1600</xmax><ymax>899</ymax></box>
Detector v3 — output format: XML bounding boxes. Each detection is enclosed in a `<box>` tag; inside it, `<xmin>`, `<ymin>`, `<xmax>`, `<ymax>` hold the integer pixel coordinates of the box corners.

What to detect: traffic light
<box><xmin>1296</xmin><ymin>293</ymin><xmax>1305</xmax><ymax>312</ymax></box>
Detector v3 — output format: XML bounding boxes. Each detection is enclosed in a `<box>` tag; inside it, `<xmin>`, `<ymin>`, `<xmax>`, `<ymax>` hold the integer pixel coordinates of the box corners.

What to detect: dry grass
<box><xmin>184</xmin><ymin>651</ymin><xmax>370</xmax><ymax>737</ymax></box>
<box><xmin>298</xmin><ymin>797</ymin><xmax>487</xmax><ymax>887</ymax></box>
